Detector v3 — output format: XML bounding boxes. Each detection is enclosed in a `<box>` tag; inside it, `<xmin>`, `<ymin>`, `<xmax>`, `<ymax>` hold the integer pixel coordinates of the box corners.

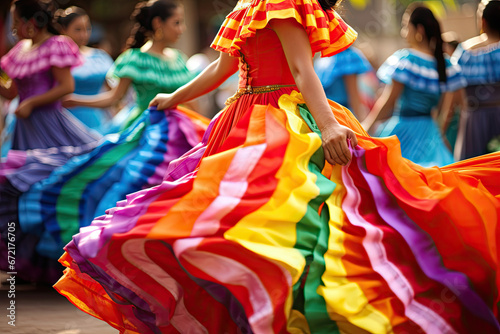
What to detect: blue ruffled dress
<box><xmin>314</xmin><ymin>46</ymin><xmax>372</xmax><ymax>110</ymax></box>
<box><xmin>375</xmin><ymin>48</ymin><xmax>466</xmax><ymax>167</ymax></box>
<box><xmin>452</xmin><ymin>41</ymin><xmax>500</xmax><ymax>159</ymax></box>
<box><xmin>67</xmin><ymin>48</ymin><xmax>114</xmax><ymax>134</ymax></box>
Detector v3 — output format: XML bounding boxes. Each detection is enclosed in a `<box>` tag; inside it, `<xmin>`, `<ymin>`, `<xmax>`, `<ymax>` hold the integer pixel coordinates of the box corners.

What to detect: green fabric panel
<box><xmin>57</xmin><ymin>123</ymin><xmax>145</xmax><ymax>243</ymax></box>
<box><xmin>119</xmin><ymin>106</ymin><xmax>144</xmax><ymax>132</ymax></box>
<box><xmin>291</xmin><ymin>104</ymin><xmax>340</xmax><ymax>333</ymax></box>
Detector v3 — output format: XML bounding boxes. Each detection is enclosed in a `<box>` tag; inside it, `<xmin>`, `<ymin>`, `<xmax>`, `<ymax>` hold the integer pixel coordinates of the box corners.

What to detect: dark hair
<box><xmin>54</xmin><ymin>6</ymin><xmax>88</xmax><ymax>30</ymax></box>
<box><xmin>317</xmin><ymin>0</ymin><xmax>342</xmax><ymax>11</ymax></box>
<box><xmin>409</xmin><ymin>5</ymin><xmax>447</xmax><ymax>83</ymax></box>
<box><xmin>482</xmin><ymin>0</ymin><xmax>500</xmax><ymax>35</ymax></box>
<box><xmin>11</xmin><ymin>0</ymin><xmax>60</xmax><ymax>35</ymax></box>
<box><xmin>126</xmin><ymin>0</ymin><xmax>180</xmax><ymax>49</ymax></box>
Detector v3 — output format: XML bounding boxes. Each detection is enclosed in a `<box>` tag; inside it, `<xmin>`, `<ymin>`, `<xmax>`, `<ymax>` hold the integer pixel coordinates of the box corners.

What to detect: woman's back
<box><xmin>378</xmin><ymin>48</ymin><xmax>463</xmax><ymax>116</ymax></box>
<box><xmin>238</xmin><ymin>28</ymin><xmax>296</xmax><ymax>88</ymax></box>
<box><xmin>454</xmin><ymin>41</ymin><xmax>500</xmax><ymax>85</ymax></box>
<box><xmin>453</xmin><ymin>41</ymin><xmax>500</xmax><ymax>159</ymax></box>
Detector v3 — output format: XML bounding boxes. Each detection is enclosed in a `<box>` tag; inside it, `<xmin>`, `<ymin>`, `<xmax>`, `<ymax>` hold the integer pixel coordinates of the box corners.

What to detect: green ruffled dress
<box><xmin>108</xmin><ymin>48</ymin><xmax>196</xmax><ymax>130</ymax></box>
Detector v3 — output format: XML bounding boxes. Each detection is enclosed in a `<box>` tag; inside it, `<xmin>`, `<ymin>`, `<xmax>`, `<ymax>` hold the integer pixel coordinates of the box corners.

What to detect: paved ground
<box><xmin>0</xmin><ymin>273</ymin><xmax>118</xmax><ymax>334</ymax></box>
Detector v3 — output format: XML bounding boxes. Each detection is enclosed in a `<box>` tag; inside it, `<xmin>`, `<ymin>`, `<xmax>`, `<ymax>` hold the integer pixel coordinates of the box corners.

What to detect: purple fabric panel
<box><xmin>161</xmin><ymin>113</ymin><xmax>218</xmax><ymax>182</ymax></box>
<box><xmin>3</xmin><ymin>141</ymin><xmax>98</xmax><ymax>192</ymax></box>
<box><xmin>175</xmin><ymin>111</ymin><xmax>205</xmax><ymax>148</ymax></box>
<box><xmin>147</xmin><ymin>110</ymin><xmax>196</xmax><ymax>186</ymax></box>
<box><xmin>12</xmin><ymin>105</ymin><xmax>99</xmax><ymax>151</ymax></box>
<box><xmin>163</xmin><ymin>145</ymin><xmax>205</xmax><ymax>182</ymax></box>
<box><xmin>71</xmin><ymin>175</ymin><xmax>192</xmax><ymax>259</ymax></box>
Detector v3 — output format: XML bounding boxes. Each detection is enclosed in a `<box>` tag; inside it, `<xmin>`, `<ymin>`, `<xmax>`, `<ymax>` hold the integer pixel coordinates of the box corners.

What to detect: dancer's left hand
<box><xmin>15</xmin><ymin>99</ymin><xmax>34</xmax><ymax>119</ymax></box>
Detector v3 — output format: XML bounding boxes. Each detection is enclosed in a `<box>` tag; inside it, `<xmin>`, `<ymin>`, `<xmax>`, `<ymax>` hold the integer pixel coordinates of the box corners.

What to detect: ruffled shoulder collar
<box><xmin>211</xmin><ymin>0</ymin><xmax>357</xmax><ymax>57</ymax></box>
<box><xmin>0</xmin><ymin>35</ymin><xmax>82</xmax><ymax>79</ymax></box>
<box><xmin>113</xmin><ymin>48</ymin><xmax>184</xmax><ymax>67</ymax></box>
<box><xmin>377</xmin><ymin>48</ymin><xmax>466</xmax><ymax>93</ymax></box>
<box><xmin>452</xmin><ymin>41</ymin><xmax>500</xmax><ymax>85</ymax></box>
<box><xmin>463</xmin><ymin>39</ymin><xmax>500</xmax><ymax>54</ymax></box>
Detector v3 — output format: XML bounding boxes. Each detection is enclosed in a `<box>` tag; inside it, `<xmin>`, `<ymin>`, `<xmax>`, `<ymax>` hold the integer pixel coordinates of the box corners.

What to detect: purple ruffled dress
<box><xmin>0</xmin><ymin>36</ymin><xmax>100</xmax><ymax>190</ymax></box>
<box><xmin>0</xmin><ymin>36</ymin><xmax>100</xmax><ymax>283</ymax></box>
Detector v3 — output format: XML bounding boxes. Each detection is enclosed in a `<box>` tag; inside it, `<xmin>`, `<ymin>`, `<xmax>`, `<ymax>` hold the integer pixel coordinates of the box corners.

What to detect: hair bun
<box><xmin>131</xmin><ymin>1</ymin><xmax>152</xmax><ymax>30</ymax></box>
<box><xmin>13</xmin><ymin>0</ymin><xmax>61</xmax><ymax>34</ymax></box>
<box><xmin>53</xmin><ymin>6</ymin><xmax>88</xmax><ymax>29</ymax></box>
<box><xmin>39</xmin><ymin>0</ymin><xmax>57</xmax><ymax>17</ymax></box>
<box><xmin>125</xmin><ymin>0</ymin><xmax>180</xmax><ymax>50</ymax></box>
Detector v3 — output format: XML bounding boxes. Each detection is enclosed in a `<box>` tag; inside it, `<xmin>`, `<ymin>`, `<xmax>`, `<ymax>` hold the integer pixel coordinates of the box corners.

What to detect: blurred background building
<box><xmin>0</xmin><ymin>0</ymin><xmax>481</xmax><ymax>65</ymax></box>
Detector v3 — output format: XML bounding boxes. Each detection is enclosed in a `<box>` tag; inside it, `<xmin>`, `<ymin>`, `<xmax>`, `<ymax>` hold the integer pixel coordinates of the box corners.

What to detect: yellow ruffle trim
<box><xmin>211</xmin><ymin>0</ymin><xmax>357</xmax><ymax>57</ymax></box>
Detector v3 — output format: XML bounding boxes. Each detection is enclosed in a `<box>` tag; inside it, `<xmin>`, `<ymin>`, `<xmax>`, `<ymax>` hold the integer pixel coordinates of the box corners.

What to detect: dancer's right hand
<box><xmin>15</xmin><ymin>99</ymin><xmax>34</xmax><ymax>119</ymax></box>
<box><xmin>149</xmin><ymin>93</ymin><xmax>176</xmax><ymax>110</ymax></box>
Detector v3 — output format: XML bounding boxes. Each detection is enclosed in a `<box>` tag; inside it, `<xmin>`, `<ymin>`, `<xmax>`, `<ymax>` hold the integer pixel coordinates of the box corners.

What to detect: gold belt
<box><xmin>225</xmin><ymin>84</ymin><xmax>296</xmax><ymax>105</ymax></box>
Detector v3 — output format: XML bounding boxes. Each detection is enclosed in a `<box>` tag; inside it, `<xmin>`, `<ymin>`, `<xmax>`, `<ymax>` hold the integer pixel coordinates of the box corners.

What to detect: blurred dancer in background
<box><xmin>63</xmin><ymin>0</ymin><xmax>197</xmax><ymax>131</ymax></box>
<box><xmin>314</xmin><ymin>44</ymin><xmax>373</xmax><ymax>120</ymax></box>
<box><xmin>0</xmin><ymin>1</ymin><xmax>98</xmax><ymax>152</ymax></box>
<box><xmin>362</xmin><ymin>4</ymin><xmax>466</xmax><ymax>167</ymax></box>
<box><xmin>57</xmin><ymin>6</ymin><xmax>114</xmax><ymax>134</ymax></box>
<box><xmin>452</xmin><ymin>0</ymin><xmax>500</xmax><ymax>159</ymax></box>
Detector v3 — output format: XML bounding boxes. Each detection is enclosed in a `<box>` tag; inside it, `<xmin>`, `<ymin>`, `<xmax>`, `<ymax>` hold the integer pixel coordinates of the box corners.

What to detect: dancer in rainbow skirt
<box><xmin>55</xmin><ymin>0</ymin><xmax>500</xmax><ymax>333</ymax></box>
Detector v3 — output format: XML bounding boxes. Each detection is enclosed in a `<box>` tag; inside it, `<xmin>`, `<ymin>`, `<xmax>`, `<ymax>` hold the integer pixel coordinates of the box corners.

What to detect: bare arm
<box><xmin>439</xmin><ymin>89</ymin><xmax>466</xmax><ymax>133</ymax></box>
<box><xmin>0</xmin><ymin>76</ymin><xmax>17</xmax><ymax>100</ymax></box>
<box><xmin>344</xmin><ymin>74</ymin><xmax>368</xmax><ymax>121</ymax></box>
<box><xmin>361</xmin><ymin>81</ymin><xmax>404</xmax><ymax>132</ymax></box>
<box><xmin>62</xmin><ymin>77</ymin><xmax>132</xmax><ymax>109</ymax></box>
<box><xmin>30</xmin><ymin>67</ymin><xmax>75</xmax><ymax>107</ymax></box>
<box><xmin>15</xmin><ymin>66</ymin><xmax>75</xmax><ymax>118</ymax></box>
<box><xmin>270</xmin><ymin>18</ymin><xmax>358</xmax><ymax>165</ymax></box>
<box><xmin>150</xmin><ymin>52</ymin><xmax>239</xmax><ymax>109</ymax></box>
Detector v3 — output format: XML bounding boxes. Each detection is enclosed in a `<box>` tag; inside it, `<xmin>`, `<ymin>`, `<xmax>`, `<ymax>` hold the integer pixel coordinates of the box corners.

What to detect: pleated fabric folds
<box><xmin>55</xmin><ymin>92</ymin><xmax>500</xmax><ymax>333</ymax></box>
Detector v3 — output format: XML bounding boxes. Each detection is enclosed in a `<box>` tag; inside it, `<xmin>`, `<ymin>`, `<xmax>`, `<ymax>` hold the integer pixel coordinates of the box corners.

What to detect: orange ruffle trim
<box><xmin>211</xmin><ymin>0</ymin><xmax>358</xmax><ymax>57</ymax></box>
